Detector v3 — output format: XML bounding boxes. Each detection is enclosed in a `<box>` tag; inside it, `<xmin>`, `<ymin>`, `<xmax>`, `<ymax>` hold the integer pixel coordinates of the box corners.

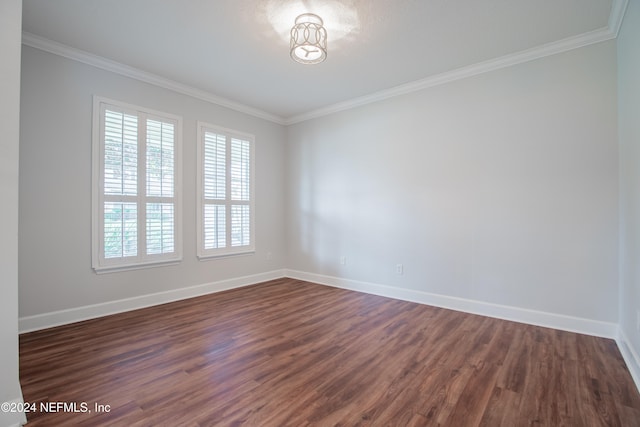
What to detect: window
<box><xmin>92</xmin><ymin>97</ymin><xmax>182</xmax><ymax>272</ymax></box>
<box><xmin>197</xmin><ymin>122</ymin><xmax>255</xmax><ymax>258</ymax></box>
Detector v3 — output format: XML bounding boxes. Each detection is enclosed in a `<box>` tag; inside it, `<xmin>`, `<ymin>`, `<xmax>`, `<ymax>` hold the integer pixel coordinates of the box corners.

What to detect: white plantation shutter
<box><xmin>102</xmin><ymin>109</ymin><xmax>139</xmax><ymax>259</ymax></box>
<box><xmin>146</xmin><ymin>119</ymin><xmax>175</xmax><ymax>198</ymax></box>
<box><xmin>231</xmin><ymin>204</ymin><xmax>251</xmax><ymax>247</ymax></box>
<box><xmin>230</xmin><ymin>138</ymin><xmax>250</xmax><ymax>200</ymax></box>
<box><xmin>104</xmin><ymin>202</ymin><xmax>137</xmax><ymax>258</ymax></box>
<box><xmin>197</xmin><ymin>123</ymin><xmax>255</xmax><ymax>258</ymax></box>
<box><xmin>230</xmin><ymin>139</ymin><xmax>251</xmax><ymax>247</ymax></box>
<box><xmin>104</xmin><ymin>110</ymin><xmax>137</xmax><ymax>196</ymax></box>
<box><xmin>146</xmin><ymin>202</ymin><xmax>175</xmax><ymax>255</ymax></box>
<box><xmin>204</xmin><ymin>132</ymin><xmax>226</xmax><ymax>200</ymax></box>
<box><xmin>93</xmin><ymin>97</ymin><xmax>182</xmax><ymax>272</ymax></box>
<box><xmin>204</xmin><ymin>204</ymin><xmax>226</xmax><ymax>249</ymax></box>
<box><xmin>203</xmin><ymin>132</ymin><xmax>227</xmax><ymax>250</ymax></box>
<box><xmin>145</xmin><ymin>118</ymin><xmax>176</xmax><ymax>256</ymax></box>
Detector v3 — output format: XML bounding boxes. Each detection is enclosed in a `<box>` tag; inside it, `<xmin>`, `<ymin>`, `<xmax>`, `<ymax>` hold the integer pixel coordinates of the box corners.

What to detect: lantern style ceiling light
<box><xmin>290</xmin><ymin>13</ymin><xmax>327</xmax><ymax>64</ymax></box>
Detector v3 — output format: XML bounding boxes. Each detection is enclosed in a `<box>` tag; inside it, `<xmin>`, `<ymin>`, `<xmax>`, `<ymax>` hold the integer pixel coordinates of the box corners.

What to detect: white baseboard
<box><xmin>19</xmin><ymin>269</ymin><xmax>286</xmax><ymax>333</ymax></box>
<box><xmin>20</xmin><ymin>267</ymin><xmax>620</xmax><ymax>340</ymax></box>
<box><xmin>284</xmin><ymin>269</ymin><xmax>619</xmax><ymax>339</ymax></box>
<box><xmin>0</xmin><ymin>396</ymin><xmax>27</xmax><ymax>427</ymax></box>
<box><xmin>616</xmin><ymin>327</ymin><xmax>640</xmax><ymax>393</ymax></box>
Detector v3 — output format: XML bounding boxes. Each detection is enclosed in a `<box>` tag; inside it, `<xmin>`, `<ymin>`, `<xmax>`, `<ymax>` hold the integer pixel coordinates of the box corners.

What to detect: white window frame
<box><xmin>92</xmin><ymin>96</ymin><xmax>183</xmax><ymax>273</ymax></box>
<box><xmin>197</xmin><ymin>122</ymin><xmax>255</xmax><ymax>259</ymax></box>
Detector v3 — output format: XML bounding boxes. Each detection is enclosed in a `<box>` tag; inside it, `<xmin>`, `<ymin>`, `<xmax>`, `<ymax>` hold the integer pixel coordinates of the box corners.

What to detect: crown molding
<box><xmin>285</xmin><ymin>18</ymin><xmax>624</xmax><ymax>124</ymax></box>
<box><xmin>21</xmin><ymin>32</ymin><xmax>287</xmax><ymax>125</ymax></box>
<box><xmin>286</xmin><ymin>0</ymin><xmax>628</xmax><ymax>125</ymax></box>
<box><xmin>22</xmin><ymin>0</ymin><xmax>629</xmax><ymax>127</ymax></box>
<box><xmin>609</xmin><ymin>0</ymin><xmax>630</xmax><ymax>37</ymax></box>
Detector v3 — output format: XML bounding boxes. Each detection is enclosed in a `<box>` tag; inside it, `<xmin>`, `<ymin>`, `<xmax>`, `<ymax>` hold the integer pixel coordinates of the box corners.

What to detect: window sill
<box><xmin>197</xmin><ymin>250</ymin><xmax>255</xmax><ymax>261</ymax></box>
<box><xmin>93</xmin><ymin>258</ymin><xmax>182</xmax><ymax>274</ymax></box>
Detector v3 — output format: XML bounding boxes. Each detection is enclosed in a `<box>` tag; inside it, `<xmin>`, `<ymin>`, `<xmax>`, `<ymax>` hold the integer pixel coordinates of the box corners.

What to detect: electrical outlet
<box><xmin>340</xmin><ymin>256</ymin><xmax>347</xmax><ymax>266</ymax></box>
<box><xmin>266</xmin><ymin>252</ymin><xmax>273</xmax><ymax>260</ymax></box>
<box><xmin>396</xmin><ymin>264</ymin><xmax>403</xmax><ymax>275</ymax></box>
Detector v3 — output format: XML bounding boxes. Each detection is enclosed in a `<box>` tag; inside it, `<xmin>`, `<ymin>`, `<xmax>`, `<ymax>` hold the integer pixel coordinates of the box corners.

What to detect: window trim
<box><xmin>196</xmin><ymin>121</ymin><xmax>256</xmax><ymax>260</ymax></box>
<box><xmin>92</xmin><ymin>96</ymin><xmax>183</xmax><ymax>273</ymax></box>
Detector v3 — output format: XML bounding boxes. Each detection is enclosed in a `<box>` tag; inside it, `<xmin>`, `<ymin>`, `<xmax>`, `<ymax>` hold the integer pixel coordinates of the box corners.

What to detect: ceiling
<box><xmin>22</xmin><ymin>0</ymin><xmax>624</xmax><ymax>124</ymax></box>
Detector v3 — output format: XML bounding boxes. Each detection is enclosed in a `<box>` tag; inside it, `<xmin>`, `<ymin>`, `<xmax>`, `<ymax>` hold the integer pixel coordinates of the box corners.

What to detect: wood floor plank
<box><xmin>19</xmin><ymin>278</ymin><xmax>640</xmax><ymax>426</ymax></box>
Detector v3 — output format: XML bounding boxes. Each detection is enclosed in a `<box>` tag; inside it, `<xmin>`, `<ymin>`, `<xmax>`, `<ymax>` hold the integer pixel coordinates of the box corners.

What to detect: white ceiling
<box><xmin>22</xmin><ymin>0</ymin><xmax>623</xmax><ymax>123</ymax></box>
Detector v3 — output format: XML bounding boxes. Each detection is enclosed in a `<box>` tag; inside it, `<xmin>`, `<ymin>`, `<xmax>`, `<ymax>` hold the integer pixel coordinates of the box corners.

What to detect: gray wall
<box><xmin>286</xmin><ymin>40</ymin><xmax>619</xmax><ymax>322</ymax></box>
<box><xmin>18</xmin><ymin>27</ymin><xmax>623</xmax><ymax>334</ymax></box>
<box><xmin>19</xmin><ymin>46</ymin><xmax>287</xmax><ymax>318</ymax></box>
<box><xmin>618</xmin><ymin>0</ymin><xmax>640</xmax><ymax>370</ymax></box>
<box><xmin>0</xmin><ymin>1</ymin><xmax>25</xmax><ymax>426</ymax></box>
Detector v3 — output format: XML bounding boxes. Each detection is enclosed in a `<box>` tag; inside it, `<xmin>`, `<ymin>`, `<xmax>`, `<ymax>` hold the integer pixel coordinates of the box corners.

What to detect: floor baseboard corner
<box><xmin>616</xmin><ymin>327</ymin><xmax>640</xmax><ymax>394</ymax></box>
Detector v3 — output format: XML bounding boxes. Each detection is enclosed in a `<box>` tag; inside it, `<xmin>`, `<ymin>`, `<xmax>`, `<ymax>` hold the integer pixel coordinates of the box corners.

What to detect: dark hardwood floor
<box><xmin>19</xmin><ymin>278</ymin><xmax>640</xmax><ymax>426</ymax></box>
